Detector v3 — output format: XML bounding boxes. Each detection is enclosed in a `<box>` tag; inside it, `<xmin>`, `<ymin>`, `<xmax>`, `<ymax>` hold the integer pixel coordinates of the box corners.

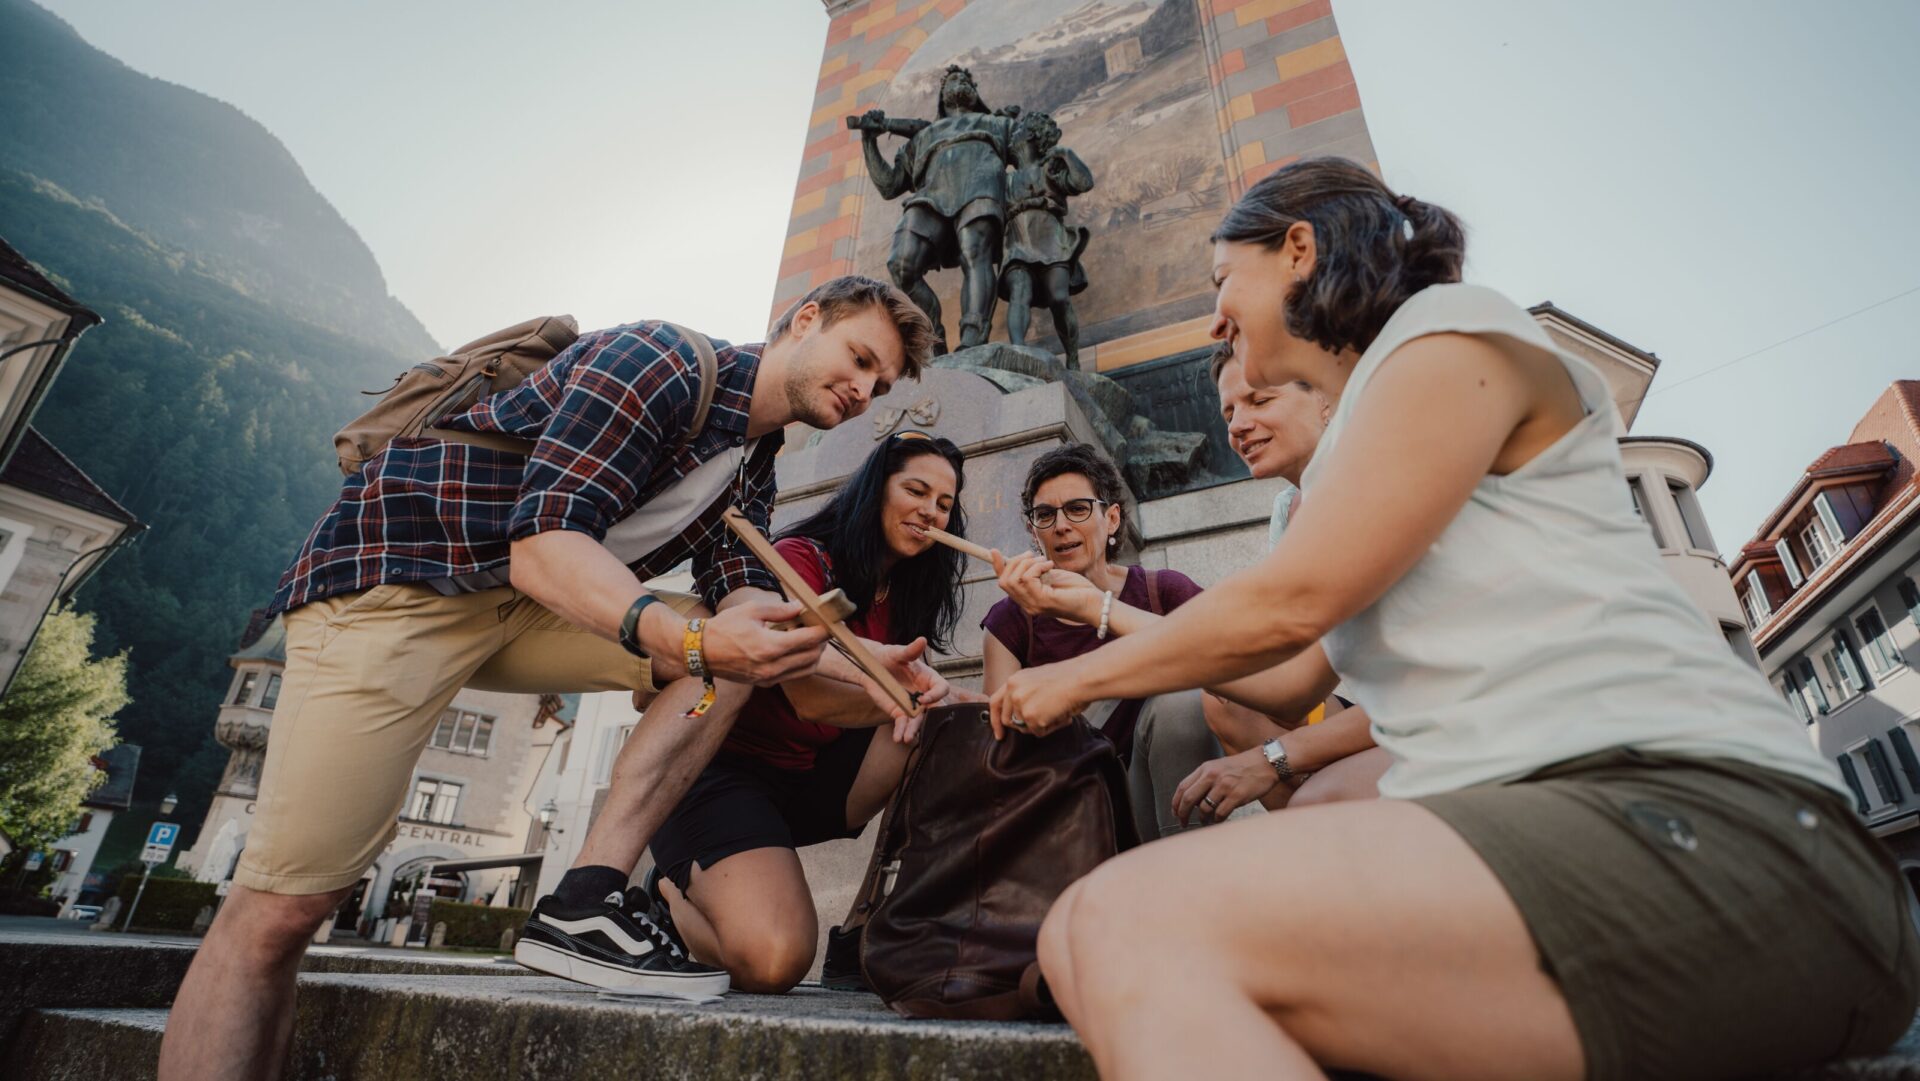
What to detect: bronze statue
<box><xmin>850</xmin><ymin>66</ymin><xmax>1019</xmax><ymax>353</ymax></box>
<box><xmin>998</xmin><ymin>111</ymin><xmax>1093</xmax><ymax>370</ymax></box>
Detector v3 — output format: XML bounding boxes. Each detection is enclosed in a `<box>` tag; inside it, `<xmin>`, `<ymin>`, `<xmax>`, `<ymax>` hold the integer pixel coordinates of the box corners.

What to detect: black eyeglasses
<box><xmin>1025</xmin><ymin>498</ymin><xmax>1109</xmax><ymax>530</ymax></box>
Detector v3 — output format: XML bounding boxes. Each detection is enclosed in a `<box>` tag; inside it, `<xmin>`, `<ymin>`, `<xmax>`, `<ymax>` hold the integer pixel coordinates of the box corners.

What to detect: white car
<box><xmin>64</xmin><ymin>904</ymin><xmax>103</xmax><ymax>922</ymax></box>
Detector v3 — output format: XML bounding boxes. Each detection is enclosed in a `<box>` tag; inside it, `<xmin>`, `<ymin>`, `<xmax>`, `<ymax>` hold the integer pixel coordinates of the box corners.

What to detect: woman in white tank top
<box><xmin>988</xmin><ymin>158</ymin><xmax>1917</xmax><ymax>1080</ymax></box>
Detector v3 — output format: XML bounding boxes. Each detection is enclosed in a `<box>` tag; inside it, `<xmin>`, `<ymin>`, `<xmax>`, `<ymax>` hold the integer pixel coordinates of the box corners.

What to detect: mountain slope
<box><xmin>0</xmin><ymin>0</ymin><xmax>437</xmax><ymax>358</ymax></box>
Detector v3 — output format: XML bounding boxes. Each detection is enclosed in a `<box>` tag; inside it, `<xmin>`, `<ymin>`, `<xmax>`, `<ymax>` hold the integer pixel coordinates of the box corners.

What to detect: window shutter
<box><xmin>1775</xmin><ymin>540</ymin><xmax>1802</xmax><ymax>586</ymax></box>
<box><xmin>1864</xmin><ymin>740</ymin><xmax>1901</xmax><ymax>803</ymax></box>
<box><xmin>1782</xmin><ymin>672</ymin><xmax>1810</xmax><ymax>721</ymax></box>
<box><xmin>1889</xmin><ymin>728</ymin><xmax>1920</xmax><ymax>790</ymax></box>
<box><xmin>1798</xmin><ymin>658</ymin><xmax>1831</xmax><ymax>713</ymax></box>
<box><xmin>1903</xmin><ymin>580</ymin><xmax>1920</xmax><ymax>628</ymax></box>
<box><xmin>1837</xmin><ymin>755</ymin><xmax>1869</xmax><ymax>814</ymax></box>
<box><xmin>1816</xmin><ymin>492</ymin><xmax>1846</xmax><ymax>546</ymax></box>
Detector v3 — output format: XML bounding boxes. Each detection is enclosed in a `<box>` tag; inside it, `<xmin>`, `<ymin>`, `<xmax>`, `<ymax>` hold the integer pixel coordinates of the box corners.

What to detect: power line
<box><xmin>1622</xmin><ymin>283</ymin><xmax>1920</xmax><ymax>410</ymax></box>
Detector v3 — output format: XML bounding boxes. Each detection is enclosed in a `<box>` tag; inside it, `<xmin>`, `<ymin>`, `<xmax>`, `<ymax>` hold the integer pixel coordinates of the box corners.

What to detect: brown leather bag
<box><xmin>854</xmin><ymin>702</ymin><xmax>1140</xmax><ymax>1021</ymax></box>
<box><xmin>333</xmin><ymin>317</ymin><xmax>717</xmax><ymax>475</ymax></box>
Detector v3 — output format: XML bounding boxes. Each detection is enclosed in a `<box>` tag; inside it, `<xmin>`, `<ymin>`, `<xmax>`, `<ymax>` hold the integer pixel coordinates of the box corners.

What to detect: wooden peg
<box><xmin>721</xmin><ymin>508</ymin><xmax>919</xmax><ymax>716</ymax></box>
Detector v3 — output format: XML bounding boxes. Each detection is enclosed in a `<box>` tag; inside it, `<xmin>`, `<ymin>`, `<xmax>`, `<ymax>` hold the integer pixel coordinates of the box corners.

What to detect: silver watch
<box><xmin>1262</xmin><ymin>738</ymin><xmax>1305</xmax><ymax>785</ymax></box>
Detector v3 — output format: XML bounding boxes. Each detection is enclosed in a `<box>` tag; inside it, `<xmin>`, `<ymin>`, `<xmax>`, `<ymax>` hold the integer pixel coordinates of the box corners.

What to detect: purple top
<box><xmin>982</xmin><ymin>565</ymin><xmax>1203</xmax><ymax>759</ymax></box>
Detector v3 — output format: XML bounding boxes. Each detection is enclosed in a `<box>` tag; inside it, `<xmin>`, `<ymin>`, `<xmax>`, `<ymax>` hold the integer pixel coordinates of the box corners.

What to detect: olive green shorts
<box><xmin>1416</xmin><ymin>747</ymin><xmax>1920</xmax><ymax>1081</ymax></box>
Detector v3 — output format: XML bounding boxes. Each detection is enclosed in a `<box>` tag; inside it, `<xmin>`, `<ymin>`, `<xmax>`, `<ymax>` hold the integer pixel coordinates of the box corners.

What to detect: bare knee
<box><xmin>719</xmin><ymin>926</ymin><xmax>816</xmax><ymax>994</ymax></box>
<box><xmin>212</xmin><ymin>886</ymin><xmax>347</xmax><ymax>962</ymax></box>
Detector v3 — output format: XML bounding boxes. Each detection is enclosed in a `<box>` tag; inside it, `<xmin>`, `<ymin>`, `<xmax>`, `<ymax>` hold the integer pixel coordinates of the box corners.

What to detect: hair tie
<box><xmin>1393</xmin><ymin>193</ymin><xmax>1419</xmax><ymax>215</ymax></box>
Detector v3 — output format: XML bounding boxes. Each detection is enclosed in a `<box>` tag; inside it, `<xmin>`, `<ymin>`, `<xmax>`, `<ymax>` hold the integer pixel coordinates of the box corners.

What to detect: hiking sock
<box><xmin>554</xmin><ymin>865</ymin><xmax>627</xmax><ymax>908</ymax></box>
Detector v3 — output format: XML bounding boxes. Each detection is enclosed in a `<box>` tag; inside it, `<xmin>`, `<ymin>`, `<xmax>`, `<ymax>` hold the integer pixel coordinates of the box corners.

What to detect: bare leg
<box><xmin>157</xmin><ymin>884</ymin><xmax>350</xmax><ymax>1081</ymax></box>
<box><xmin>571</xmin><ymin>677</ymin><xmax>752</xmax><ymax>873</ymax></box>
<box><xmin>1005</xmin><ymin>266</ymin><xmax>1034</xmax><ymax>347</ymax></box>
<box><xmin>888</xmin><ymin>230</ymin><xmax>948</xmax><ymax>354</ymax></box>
<box><xmin>1043</xmin><ymin>267</ymin><xmax>1080</xmax><ymax>370</ymax></box>
<box><xmin>1040</xmin><ymin>800</ymin><xmax>1583</xmax><ymax>1081</ymax></box>
<box><xmin>660</xmin><ymin>848</ymin><xmax>817</xmax><ymax>993</ymax></box>
<box><xmin>956</xmin><ymin>218</ymin><xmax>1001</xmax><ymax>348</ymax></box>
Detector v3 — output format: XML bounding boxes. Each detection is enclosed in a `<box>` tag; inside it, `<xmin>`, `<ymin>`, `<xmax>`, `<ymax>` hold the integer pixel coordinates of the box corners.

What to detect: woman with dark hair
<box><xmin>645</xmin><ymin>430</ymin><xmax>970</xmax><ymax>994</ymax></box>
<box><xmin>982</xmin><ymin>442</ymin><xmax>1220</xmax><ymax>842</ymax></box>
<box><xmin>994</xmin><ymin>157</ymin><xmax>1918</xmax><ymax>1079</ymax></box>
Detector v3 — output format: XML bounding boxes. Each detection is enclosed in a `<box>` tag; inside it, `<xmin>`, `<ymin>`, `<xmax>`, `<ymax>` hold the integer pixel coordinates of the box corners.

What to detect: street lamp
<box><xmin>537</xmin><ymin>799</ymin><xmax>560</xmax><ymax>832</ymax></box>
<box><xmin>159</xmin><ymin>792</ymin><xmax>178</xmax><ymax>816</ymax></box>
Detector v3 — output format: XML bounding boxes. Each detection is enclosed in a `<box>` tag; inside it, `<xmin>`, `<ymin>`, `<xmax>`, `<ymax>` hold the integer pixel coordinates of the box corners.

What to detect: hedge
<box><xmin>428</xmin><ymin>900</ymin><xmax>531</xmax><ymax>949</ymax></box>
<box><xmin>113</xmin><ymin>876</ymin><xmax>217</xmax><ymax>932</ymax></box>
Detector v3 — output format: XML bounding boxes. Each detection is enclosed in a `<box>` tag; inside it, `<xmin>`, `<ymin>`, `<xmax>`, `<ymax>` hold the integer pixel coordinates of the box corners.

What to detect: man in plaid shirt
<box><xmin>161</xmin><ymin>277</ymin><xmax>940</xmax><ymax>1079</ymax></box>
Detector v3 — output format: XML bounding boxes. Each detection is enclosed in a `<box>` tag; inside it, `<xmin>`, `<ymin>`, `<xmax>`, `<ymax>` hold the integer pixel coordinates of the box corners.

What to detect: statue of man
<box><xmin>849</xmin><ymin>66</ymin><xmax>1018</xmax><ymax>353</ymax></box>
<box><xmin>999</xmin><ymin>111</ymin><xmax>1094</xmax><ymax>370</ymax></box>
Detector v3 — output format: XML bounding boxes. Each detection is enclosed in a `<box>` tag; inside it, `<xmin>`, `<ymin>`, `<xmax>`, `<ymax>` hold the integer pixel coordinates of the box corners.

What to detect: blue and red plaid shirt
<box><xmin>268</xmin><ymin>321</ymin><xmax>781</xmax><ymax>616</ymax></box>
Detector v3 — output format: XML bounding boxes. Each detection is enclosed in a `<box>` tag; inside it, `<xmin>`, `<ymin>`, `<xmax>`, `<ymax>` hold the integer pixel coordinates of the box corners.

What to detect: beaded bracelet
<box><xmin>1095</xmin><ymin>590</ymin><xmax>1115</xmax><ymax>640</ymax></box>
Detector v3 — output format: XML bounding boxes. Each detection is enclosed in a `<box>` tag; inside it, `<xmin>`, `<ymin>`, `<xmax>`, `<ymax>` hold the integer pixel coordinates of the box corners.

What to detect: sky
<box><xmin>32</xmin><ymin>0</ymin><xmax>1920</xmax><ymax>553</ymax></box>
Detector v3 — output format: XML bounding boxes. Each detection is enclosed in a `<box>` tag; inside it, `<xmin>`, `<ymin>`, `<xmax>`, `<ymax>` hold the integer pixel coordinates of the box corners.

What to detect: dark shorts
<box><xmin>648</xmin><ymin>728</ymin><xmax>876</xmax><ymax>892</ymax></box>
<box><xmin>1416</xmin><ymin>747</ymin><xmax>1920</xmax><ymax>1081</ymax></box>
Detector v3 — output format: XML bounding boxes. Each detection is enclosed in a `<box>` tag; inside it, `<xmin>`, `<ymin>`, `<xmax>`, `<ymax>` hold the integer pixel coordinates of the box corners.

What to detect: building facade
<box><xmin>176</xmin><ymin>611</ymin><xmax>558</xmax><ymax>932</ymax></box>
<box><xmin>0</xmin><ymin>236</ymin><xmax>143</xmax><ymax>695</ymax></box>
<box><xmin>1730</xmin><ymin>381</ymin><xmax>1920</xmax><ymax>889</ymax></box>
<box><xmin>44</xmin><ymin>743</ymin><xmax>139</xmax><ymax>915</ymax></box>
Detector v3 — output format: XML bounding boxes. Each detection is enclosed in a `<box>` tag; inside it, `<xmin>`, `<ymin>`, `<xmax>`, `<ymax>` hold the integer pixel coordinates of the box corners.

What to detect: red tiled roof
<box><xmin>1804</xmin><ymin>441</ymin><xmax>1895</xmax><ymax>475</ymax></box>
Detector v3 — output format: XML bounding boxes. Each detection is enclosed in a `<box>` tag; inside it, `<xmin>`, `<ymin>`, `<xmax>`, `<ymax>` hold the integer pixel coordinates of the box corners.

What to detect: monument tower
<box><xmin>769</xmin><ymin>0</ymin><xmax>1383</xmax><ymax>682</ymax></box>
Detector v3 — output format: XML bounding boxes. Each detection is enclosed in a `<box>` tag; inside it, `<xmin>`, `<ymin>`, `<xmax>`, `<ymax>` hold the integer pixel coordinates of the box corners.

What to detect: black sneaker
<box><xmin>819</xmin><ymin>923</ymin><xmax>869</xmax><ymax>991</ymax></box>
<box><xmin>515</xmin><ymin>888</ymin><xmax>728</xmax><ymax>1001</ymax></box>
<box><xmin>640</xmin><ymin>865</ymin><xmax>685</xmax><ymax>955</ymax></box>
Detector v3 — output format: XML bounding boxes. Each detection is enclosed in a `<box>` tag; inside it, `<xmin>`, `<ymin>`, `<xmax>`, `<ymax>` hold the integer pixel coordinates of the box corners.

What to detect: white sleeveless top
<box><xmin>1300</xmin><ymin>284</ymin><xmax>1842</xmax><ymax>799</ymax></box>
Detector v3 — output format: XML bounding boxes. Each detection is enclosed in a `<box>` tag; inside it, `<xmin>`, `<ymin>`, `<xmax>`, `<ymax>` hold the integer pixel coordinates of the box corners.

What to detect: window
<box><xmin>1902</xmin><ymin>579</ymin><xmax>1920</xmax><ymax>628</ymax></box>
<box><xmin>233</xmin><ymin>670</ymin><xmax>259</xmax><ymax>706</ymax></box>
<box><xmin>1775</xmin><ymin>540</ymin><xmax>1803</xmax><ymax>588</ymax></box>
<box><xmin>1628</xmin><ymin>477</ymin><xmax>1666</xmax><ymax>547</ymax></box>
<box><xmin>1856</xmin><ymin>607</ymin><xmax>1902</xmax><ymax>674</ymax></box>
<box><xmin>594</xmin><ymin>724</ymin><xmax>635</xmax><ymax>785</ymax></box>
<box><xmin>1781</xmin><ymin>672</ymin><xmax>1811</xmax><ymax>721</ymax></box>
<box><xmin>429</xmin><ymin>709</ymin><xmax>495</xmax><ymax>756</ymax></box>
<box><xmin>1803</xmin><ymin>519</ymin><xmax>1836</xmax><ymax>569</ymax></box>
<box><xmin>1721</xmin><ymin>622</ymin><xmax>1756</xmax><ymax>667</ymax></box>
<box><xmin>1826</xmin><ymin>629</ymin><xmax>1872</xmax><ymax>699</ymax></box>
<box><xmin>51</xmin><ymin>850</ymin><xmax>74</xmax><ymax>873</ymax></box>
<box><xmin>408</xmin><ymin>778</ymin><xmax>463</xmax><ymax>825</ymax></box>
<box><xmin>72</xmin><ymin>812</ymin><xmax>93</xmax><ymax>834</ymax></box>
<box><xmin>1795</xmin><ymin>657</ymin><xmax>1830</xmax><ymax>715</ymax></box>
<box><xmin>260</xmin><ymin>674</ymin><xmax>281</xmax><ymax>710</ymax></box>
<box><xmin>1667</xmin><ymin>480</ymin><xmax>1714</xmax><ymax>550</ymax></box>
<box><xmin>1849</xmin><ymin>740</ymin><xmax>1902</xmax><ymax>809</ymax></box>
<box><xmin>1889</xmin><ymin>726</ymin><xmax>1920</xmax><ymax>792</ymax></box>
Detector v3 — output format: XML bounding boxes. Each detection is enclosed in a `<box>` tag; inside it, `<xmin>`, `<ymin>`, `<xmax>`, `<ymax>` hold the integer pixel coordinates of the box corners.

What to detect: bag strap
<box><xmin>432</xmin><ymin>322</ymin><xmax>719</xmax><ymax>461</ymax></box>
<box><xmin>1144</xmin><ymin>568</ymin><xmax>1164</xmax><ymax>617</ymax></box>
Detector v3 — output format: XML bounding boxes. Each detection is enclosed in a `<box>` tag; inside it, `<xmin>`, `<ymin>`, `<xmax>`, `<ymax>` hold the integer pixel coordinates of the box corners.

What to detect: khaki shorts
<box><xmin>1417</xmin><ymin>747</ymin><xmax>1920</xmax><ymax>1081</ymax></box>
<box><xmin>233</xmin><ymin>583</ymin><xmax>704</xmax><ymax>896</ymax></box>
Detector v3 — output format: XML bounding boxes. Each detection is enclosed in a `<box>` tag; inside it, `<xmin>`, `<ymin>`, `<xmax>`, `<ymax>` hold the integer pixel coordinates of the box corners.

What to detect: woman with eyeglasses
<box><xmin>982</xmin><ymin>442</ymin><xmax>1220</xmax><ymax>842</ymax></box>
<box><xmin>644</xmin><ymin>430</ymin><xmax>971</xmax><ymax>995</ymax></box>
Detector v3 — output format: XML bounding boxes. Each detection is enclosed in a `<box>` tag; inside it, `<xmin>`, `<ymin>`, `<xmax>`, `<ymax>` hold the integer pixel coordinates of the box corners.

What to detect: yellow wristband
<box><xmin>682</xmin><ymin>619</ymin><xmax>716</xmax><ymax>718</ymax></box>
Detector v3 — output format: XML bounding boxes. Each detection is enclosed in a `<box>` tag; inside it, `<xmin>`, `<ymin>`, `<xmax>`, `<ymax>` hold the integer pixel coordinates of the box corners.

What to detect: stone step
<box><xmin>5</xmin><ymin>974</ymin><xmax>1094</xmax><ymax>1081</ymax></box>
<box><xmin>4</xmin><ymin>935</ymin><xmax>1919</xmax><ymax>1080</ymax></box>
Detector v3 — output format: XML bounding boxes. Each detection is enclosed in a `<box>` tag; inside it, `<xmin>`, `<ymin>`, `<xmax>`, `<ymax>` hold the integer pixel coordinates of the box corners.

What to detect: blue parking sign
<box><xmin>146</xmin><ymin>822</ymin><xmax>179</xmax><ymax>848</ymax></box>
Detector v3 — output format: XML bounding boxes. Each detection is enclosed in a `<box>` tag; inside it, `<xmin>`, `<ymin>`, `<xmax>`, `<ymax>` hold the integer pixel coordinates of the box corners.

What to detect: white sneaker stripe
<box><xmin>536</xmin><ymin>913</ymin><xmax>656</xmax><ymax>957</ymax></box>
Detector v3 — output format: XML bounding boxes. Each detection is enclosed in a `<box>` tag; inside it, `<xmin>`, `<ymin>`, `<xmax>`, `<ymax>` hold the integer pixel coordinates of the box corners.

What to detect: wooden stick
<box><xmin>919</xmin><ymin>525</ymin><xmax>995</xmax><ymax>565</ymax></box>
<box><xmin>722</xmin><ymin>508</ymin><xmax>919</xmax><ymax>716</ymax></box>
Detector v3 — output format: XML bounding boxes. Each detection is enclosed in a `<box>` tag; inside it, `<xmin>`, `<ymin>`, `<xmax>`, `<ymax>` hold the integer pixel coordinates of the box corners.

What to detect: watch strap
<box><xmin>620</xmin><ymin>594</ymin><xmax>662</xmax><ymax>658</ymax></box>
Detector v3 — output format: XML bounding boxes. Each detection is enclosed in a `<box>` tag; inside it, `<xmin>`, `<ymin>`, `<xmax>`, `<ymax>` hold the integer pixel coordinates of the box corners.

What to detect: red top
<box><xmin>719</xmin><ymin>536</ymin><xmax>894</xmax><ymax>771</ymax></box>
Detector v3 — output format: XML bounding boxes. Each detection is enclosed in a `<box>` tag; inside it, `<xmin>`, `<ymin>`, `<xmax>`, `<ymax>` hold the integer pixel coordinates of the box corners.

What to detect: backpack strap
<box><xmin>661</xmin><ymin>322</ymin><xmax>719</xmax><ymax>452</ymax></box>
<box><xmin>434</xmin><ymin>322</ymin><xmax>719</xmax><ymax>460</ymax></box>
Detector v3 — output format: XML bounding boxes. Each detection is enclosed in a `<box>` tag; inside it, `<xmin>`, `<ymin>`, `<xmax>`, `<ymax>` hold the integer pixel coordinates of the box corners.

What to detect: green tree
<box><xmin>0</xmin><ymin>604</ymin><xmax>130</xmax><ymax>850</ymax></box>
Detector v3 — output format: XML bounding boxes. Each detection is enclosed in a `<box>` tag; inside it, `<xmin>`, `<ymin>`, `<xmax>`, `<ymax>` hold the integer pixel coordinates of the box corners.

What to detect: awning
<box><xmin>424</xmin><ymin>852</ymin><xmax>544</xmax><ymax>874</ymax></box>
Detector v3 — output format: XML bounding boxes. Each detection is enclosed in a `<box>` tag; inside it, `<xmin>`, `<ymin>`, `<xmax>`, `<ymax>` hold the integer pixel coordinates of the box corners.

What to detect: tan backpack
<box><xmin>335</xmin><ymin>316</ymin><xmax>718</xmax><ymax>475</ymax></box>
